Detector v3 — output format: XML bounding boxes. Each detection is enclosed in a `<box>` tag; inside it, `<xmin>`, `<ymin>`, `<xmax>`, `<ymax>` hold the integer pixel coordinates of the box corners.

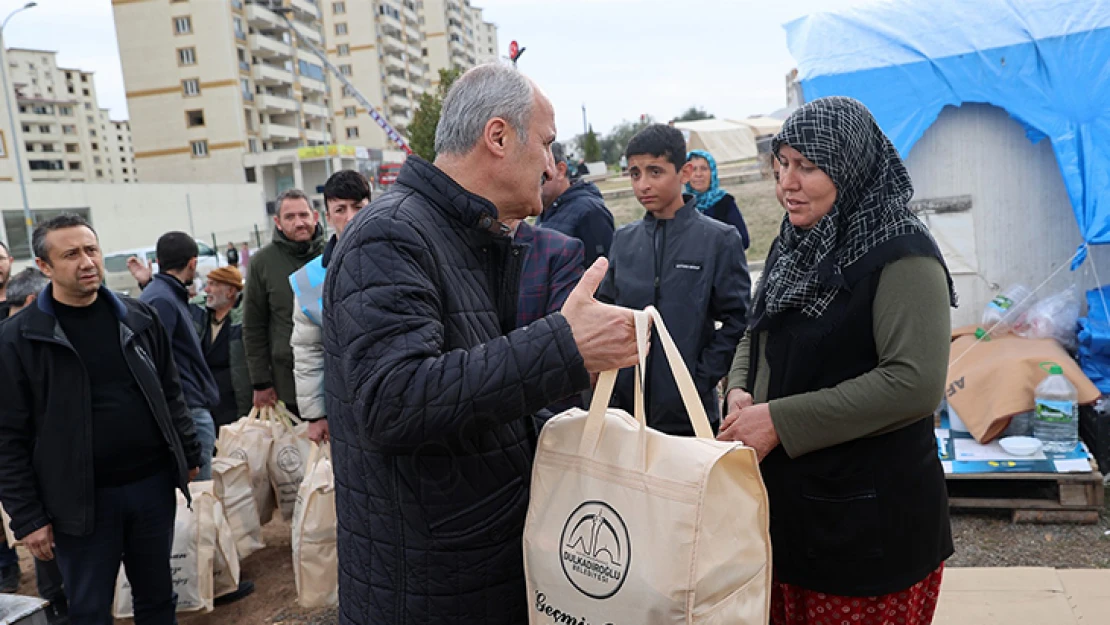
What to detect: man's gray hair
<box><xmin>275</xmin><ymin>188</ymin><xmax>310</xmax><ymax>216</ymax></box>
<box><xmin>434</xmin><ymin>63</ymin><xmax>536</xmax><ymax>156</ymax></box>
<box><xmin>551</xmin><ymin>141</ymin><xmax>567</xmax><ymax>164</ymax></box>
<box><xmin>6</xmin><ymin>267</ymin><xmax>48</xmax><ymax>306</ymax></box>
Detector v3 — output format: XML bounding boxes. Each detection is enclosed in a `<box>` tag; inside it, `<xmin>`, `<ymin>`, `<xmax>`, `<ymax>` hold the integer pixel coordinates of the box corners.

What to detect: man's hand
<box><xmin>307</xmin><ymin>419</ymin><xmax>330</xmax><ymax>444</ymax></box>
<box><xmin>561</xmin><ymin>258</ymin><xmax>638</xmax><ymax>373</ymax></box>
<box><xmin>717</xmin><ymin>403</ymin><xmax>780</xmax><ymax>461</ymax></box>
<box><xmin>126</xmin><ymin>256</ymin><xmax>153</xmax><ymax>287</ymax></box>
<box><xmin>188</xmin><ymin>467</ymin><xmax>200</xmax><ymax>481</ymax></box>
<box><xmin>253</xmin><ymin>387</ymin><xmax>278</xmax><ymax>408</ymax></box>
<box><xmin>24</xmin><ymin>524</ymin><xmax>54</xmax><ymax>562</ymax></box>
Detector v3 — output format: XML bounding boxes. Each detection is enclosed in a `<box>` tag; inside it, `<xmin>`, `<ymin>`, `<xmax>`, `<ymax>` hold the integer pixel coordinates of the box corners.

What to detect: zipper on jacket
<box><xmin>645</xmin><ymin>220</ymin><xmax>668</xmax><ymax>414</ymax></box>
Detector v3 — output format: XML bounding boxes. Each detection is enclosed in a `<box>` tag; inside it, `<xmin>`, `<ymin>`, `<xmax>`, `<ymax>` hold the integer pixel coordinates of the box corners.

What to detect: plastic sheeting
<box><xmin>784</xmin><ymin>0</ymin><xmax>1110</xmax><ymax>265</ymax></box>
<box><xmin>1079</xmin><ymin>286</ymin><xmax>1110</xmax><ymax>393</ymax></box>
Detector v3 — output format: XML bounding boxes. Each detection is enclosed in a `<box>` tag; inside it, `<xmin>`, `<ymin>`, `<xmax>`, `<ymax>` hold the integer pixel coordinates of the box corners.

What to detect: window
<box><xmin>38</xmin><ymin>125</ymin><xmax>50</xmax><ymax>133</ymax></box>
<box><xmin>41</xmin><ymin>144</ymin><xmax>55</xmax><ymax>152</ymax></box>
<box><xmin>240</xmin><ymin>77</ymin><xmax>252</xmax><ymax>100</ymax></box>
<box><xmin>96</xmin><ymin>169</ymin><xmax>103</xmax><ymax>177</ymax></box>
<box><xmin>91</xmin><ymin>143</ymin><xmax>98</xmax><ymax>150</ymax></box>
<box><xmin>120</xmin><ymin>146</ymin><xmax>126</xmax><ymax>152</ymax></box>
<box><xmin>20</xmin><ymin>125</ymin><xmax>29</xmax><ymax>133</ymax></box>
<box><xmin>93</xmin><ymin>156</ymin><xmax>100</xmax><ymax>164</ymax></box>
<box><xmin>182</xmin><ymin>79</ymin><xmax>200</xmax><ymax>96</ymax></box>
<box><xmin>345</xmin><ymin>127</ymin><xmax>359</xmax><ymax>139</ymax></box>
<box><xmin>81</xmin><ymin>74</ymin><xmax>88</xmax><ymax>83</ymax></box>
<box><xmin>339</xmin><ymin>64</ymin><xmax>352</xmax><ymax>76</ymax></box>
<box><xmin>342</xmin><ymin>85</ymin><xmax>354</xmax><ymax>97</ymax></box>
<box><xmin>118</xmin><ymin>135</ymin><xmax>123</xmax><ymax>141</ymax></box>
<box><xmin>337</xmin><ymin>44</ymin><xmax>349</xmax><ymax>56</ymax></box>
<box><xmin>186</xmin><ymin>109</ymin><xmax>205</xmax><ymax>127</ymax></box>
<box><xmin>87</xmin><ymin>115</ymin><xmax>94</xmax><ymax>123</ymax></box>
<box><xmin>233</xmin><ymin>17</ymin><xmax>245</xmax><ymax>40</ymax></box>
<box><xmin>89</xmin><ymin>130</ymin><xmax>97</xmax><ymax>138</ymax></box>
<box><xmin>65</xmin><ymin>143</ymin><xmax>79</xmax><ymax>153</ymax></box>
<box><xmin>67</xmin><ymin>86</ymin><xmax>75</xmax><ymax>94</ymax></box>
<box><xmin>122</xmin><ymin>168</ymin><xmax>129</xmax><ymax>174</ymax></box>
<box><xmin>24</xmin><ymin>143</ymin><xmax>33</xmax><ymax>152</ymax></box>
<box><xmin>191</xmin><ymin>140</ymin><xmax>208</xmax><ymax>157</ymax></box>
<box><xmin>333</xmin><ymin>1</ymin><xmax>345</xmax><ymax>13</ymax></box>
<box><xmin>84</xmin><ymin>103</ymin><xmax>93</xmax><ymax>110</ymax></box>
<box><xmin>178</xmin><ymin>47</ymin><xmax>197</xmax><ymax>66</ymax></box>
<box><xmin>65</xmin><ymin>71</ymin><xmax>72</xmax><ymax>80</ymax></box>
<box><xmin>173</xmin><ymin>15</ymin><xmax>192</xmax><ymax>34</ymax></box>
<box><xmin>59</xmin><ymin>106</ymin><xmax>72</xmax><ymax>116</ymax></box>
<box><xmin>335</xmin><ymin>23</ymin><xmax>348</xmax><ymax>35</ymax></box>
<box><xmin>344</xmin><ymin>106</ymin><xmax>356</xmax><ymax>118</ymax></box>
<box><xmin>68</xmin><ymin>162</ymin><xmax>81</xmax><ymax>171</ymax></box>
<box><xmin>248</xmin><ymin>138</ymin><xmax>259</xmax><ymax>153</ymax></box>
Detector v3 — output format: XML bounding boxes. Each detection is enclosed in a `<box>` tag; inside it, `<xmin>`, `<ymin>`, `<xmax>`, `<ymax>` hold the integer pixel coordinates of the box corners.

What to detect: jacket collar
<box><xmin>271</xmin><ymin>224</ymin><xmax>327</xmax><ymax>261</ymax></box>
<box><xmin>28</xmin><ymin>284</ymin><xmax>146</xmax><ymax>343</ymax></box>
<box><xmin>396</xmin><ymin>156</ymin><xmax>509</xmax><ymax>237</ymax></box>
<box><xmin>513</xmin><ymin>220</ymin><xmax>535</xmax><ymax>245</ymax></box>
<box><xmin>152</xmin><ymin>273</ymin><xmax>189</xmax><ymax>301</ymax></box>
<box><xmin>321</xmin><ymin>235</ymin><xmax>337</xmax><ymax>269</ymax></box>
<box><xmin>36</xmin><ymin>283</ymin><xmax>127</xmax><ymax>320</ymax></box>
<box><xmin>643</xmin><ymin>194</ymin><xmax>699</xmax><ymax>228</ymax></box>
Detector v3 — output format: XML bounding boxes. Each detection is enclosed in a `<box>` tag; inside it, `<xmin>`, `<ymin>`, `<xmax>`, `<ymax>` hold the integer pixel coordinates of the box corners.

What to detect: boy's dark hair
<box><xmin>155</xmin><ymin>231</ymin><xmax>199</xmax><ymax>273</ymax></box>
<box><xmin>323</xmin><ymin>170</ymin><xmax>371</xmax><ymax>207</ymax></box>
<box><xmin>32</xmin><ymin>214</ymin><xmax>98</xmax><ymax>264</ymax></box>
<box><xmin>625</xmin><ymin>124</ymin><xmax>687</xmax><ymax>172</ymax></box>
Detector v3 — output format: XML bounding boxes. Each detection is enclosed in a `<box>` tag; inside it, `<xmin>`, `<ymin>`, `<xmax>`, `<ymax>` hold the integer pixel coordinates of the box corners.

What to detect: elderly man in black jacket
<box><xmin>0</xmin><ymin>214</ymin><xmax>201</xmax><ymax>625</ymax></box>
<box><xmin>324</xmin><ymin>64</ymin><xmax>639</xmax><ymax>625</ymax></box>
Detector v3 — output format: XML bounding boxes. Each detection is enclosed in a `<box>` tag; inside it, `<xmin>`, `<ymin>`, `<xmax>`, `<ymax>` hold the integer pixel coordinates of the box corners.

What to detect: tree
<box><xmin>408</xmin><ymin>67</ymin><xmax>463</xmax><ymax>161</ymax></box>
<box><xmin>582</xmin><ymin>125</ymin><xmax>602</xmax><ymax>162</ymax></box>
<box><xmin>596</xmin><ymin>115</ymin><xmax>655</xmax><ymax>165</ymax></box>
<box><xmin>670</xmin><ymin>106</ymin><xmax>714</xmax><ymax>123</ymax></box>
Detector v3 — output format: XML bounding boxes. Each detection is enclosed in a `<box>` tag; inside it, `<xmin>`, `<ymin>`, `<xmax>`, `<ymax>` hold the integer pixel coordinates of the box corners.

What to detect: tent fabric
<box><xmin>784</xmin><ymin>0</ymin><xmax>1110</xmax><ymax>262</ymax></box>
<box><xmin>733</xmin><ymin>116</ymin><xmax>784</xmax><ymax>138</ymax></box>
<box><xmin>672</xmin><ymin>119</ymin><xmax>758</xmax><ymax>164</ymax></box>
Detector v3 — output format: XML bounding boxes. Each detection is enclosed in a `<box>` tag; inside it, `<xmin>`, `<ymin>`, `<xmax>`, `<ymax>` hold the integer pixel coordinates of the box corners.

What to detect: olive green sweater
<box><xmin>727</xmin><ymin>256</ymin><xmax>951</xmax><ymax>458</ymax></box>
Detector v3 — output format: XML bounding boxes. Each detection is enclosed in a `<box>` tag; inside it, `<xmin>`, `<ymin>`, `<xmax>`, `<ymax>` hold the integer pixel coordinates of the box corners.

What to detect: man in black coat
<box><xmin>0</xmin><ymin>214</ymin><xmax>201</xmax><ymax>625</ymax></box>
<box><xmin>324</xmin><ymin>64</ymin><xmax>639</xmax><ymax>624</ymax></box>
<box><xmin>537</xmin><ymin>141</ymin><xmax>615</xmax><ymax>267</ymax></box>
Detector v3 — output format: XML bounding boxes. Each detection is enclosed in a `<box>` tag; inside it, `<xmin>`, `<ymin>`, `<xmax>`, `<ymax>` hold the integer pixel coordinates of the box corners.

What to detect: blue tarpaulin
<box><xmin>785</xmin><ymin>0</ymin><xmax>1110</xmax><ymax>266</ymax></box>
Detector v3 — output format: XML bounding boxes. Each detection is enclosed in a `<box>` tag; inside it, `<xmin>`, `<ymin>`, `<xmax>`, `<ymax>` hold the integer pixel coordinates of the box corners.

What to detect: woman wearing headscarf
<box><xmin>719</xmin><ymin>97</ymin><xmax>956</xmax><ymax>625</ymax></box>
<box><xmin>686</xmin><ymin>149</ymin><xmax>750</xmax><ymax>249</ymax></box>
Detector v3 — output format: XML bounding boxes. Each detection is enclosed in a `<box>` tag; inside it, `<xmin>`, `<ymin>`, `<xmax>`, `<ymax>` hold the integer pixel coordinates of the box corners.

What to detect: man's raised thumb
<box><xmin>567</xmin><ymin>257</ymin><xmax>609</xmax><ymax>305</ymax></box>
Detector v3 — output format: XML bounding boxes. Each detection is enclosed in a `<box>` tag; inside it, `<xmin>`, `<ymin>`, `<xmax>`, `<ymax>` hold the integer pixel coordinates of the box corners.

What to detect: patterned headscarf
<box><xmin>685</xmin><ymin>150</ymin><xmax>729</xmax><ymax>212</ymax></box>
<box><xmin>755</xmin><ymin>96</ymin><xmax>955</xmax><ymax>321</ymax></box>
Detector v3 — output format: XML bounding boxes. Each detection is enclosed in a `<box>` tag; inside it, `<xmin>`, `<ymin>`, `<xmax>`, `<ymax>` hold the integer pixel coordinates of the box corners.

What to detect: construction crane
<box><xmin>273</xmin><ymin>6</ymin><xmax>412</xmax><ymax>155</ymax></box>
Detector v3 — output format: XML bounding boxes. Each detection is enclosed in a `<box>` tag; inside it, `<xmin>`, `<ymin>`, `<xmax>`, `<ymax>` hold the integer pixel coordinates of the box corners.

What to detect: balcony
<box><xmin>246</xmin><ymin>3</ymin><xmax>283</xmax><ymax>29</ymax></box>
<box><xmin>250</xmin><ymin>33</ymin><xmax>293</xmax><ymax>58</ymax></box>
<box><xmin>382</xmin><ymin>53</ymin><xmax>406</xmax><ymax>72</ymax></box>
<box><xmin>256</xmin><ymin>93</ymin><xmax>298</xmax><ymax>114</ymax></box>
<box><xmin>385</xmin><ymin>74</ymin><xmax>409</xmax><ymax>91</ymax></box>
<box><xmin>387</xmin><ymin>92</ymin><xmax>412</xmax><ymax>110</ymax></box>
<box><xmin>290</xmin><ymin>0</ymin><xmax>319</xmax><ymax>19</ymax></box>
<box><xmin>293</xmin><ymin>21</ymin><xmax>323</xmax><ymax>46</ymax></box>
<box><xmin>382</xmin><ymin>34</ymin><xmax>406</xmax><ymax>56</ymax></box>
<box><xmin>408</xmin><ymin>62</ymin><xmax>425</xmax><ymax>78</ymax></box>
<box><xmin>304</xmin><ymin>128</ymin><xmax>328</xmax><ymax>142</ymax></box>
<box><xmin>299</xmin><ymin>75</ymin><xmax>326</xmax><ymax>93</ymax></box>
<box><xmin>402</xmin><ymin>5</ymin><xmax>419</xmax><ymax>25</ymax></box>
<box><xmin>302</xmin><ymin>101</ymin><xmax>329</xmax><ymax>118</ymax></box>
<box><xmin>253</xmin><ymin>63</ymin><xmax>295</xmax><ymax>86</ymax></box>
<box><xmin>380</xmin><ymin>12</ymin><xmax>403</xmax><ymax>32</ymax></box>
<box><xmin>406</xmin><ymin>41</ymin><xmax>423</xmax><ymax>60</ymax></box>
<box><xmin>260</xmin><ymin>122</ymin><xmax>301</xmax><ymax>141</ymax></box>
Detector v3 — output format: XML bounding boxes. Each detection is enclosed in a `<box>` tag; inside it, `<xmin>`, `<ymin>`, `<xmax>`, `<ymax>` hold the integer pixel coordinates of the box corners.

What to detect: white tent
<box><xmin>672</xmin><ymin>119</ymin><xmax>758</xmax><ymax>163</ymax></box>
<box><xmin>734</xmin><ymin>116</ymin><xmax>784</xmax><ymax>138</ymax></box>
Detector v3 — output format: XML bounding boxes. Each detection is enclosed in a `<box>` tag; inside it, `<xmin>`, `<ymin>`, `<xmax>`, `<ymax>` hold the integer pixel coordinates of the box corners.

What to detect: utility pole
<box><xmin>581</xmin><ymin>104</ymin><xmax>588</xmax><ymax>137</ymax></box>
<box><xmin>0</xmin><ymin>3</ymin><xmax>38</xmax><ymax>257</ymax></box>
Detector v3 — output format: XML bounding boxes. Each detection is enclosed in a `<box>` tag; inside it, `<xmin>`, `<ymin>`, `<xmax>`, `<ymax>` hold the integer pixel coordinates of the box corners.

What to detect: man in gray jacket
<box><xmin>598</xmin><ymin>124</ymin><xmax>750</xmax><ymax>435</ymax></box>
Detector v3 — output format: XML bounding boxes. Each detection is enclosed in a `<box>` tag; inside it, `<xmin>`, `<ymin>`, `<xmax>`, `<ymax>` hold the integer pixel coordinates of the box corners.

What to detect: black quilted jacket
<box><xmin>323</xmin><ymin>157</ymin><xmax>590</xmax><ymax>624</ymax></box>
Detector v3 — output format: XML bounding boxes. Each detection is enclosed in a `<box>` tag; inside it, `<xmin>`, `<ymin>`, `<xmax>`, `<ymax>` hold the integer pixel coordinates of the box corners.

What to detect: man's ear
<box><xmin>557</xmin><ymin>161</ymin><xmax>569</xmax><ymax>180</ymax></box>
<box><xmin>34</xmin><ymin>256</ymin><xmax>52</xmax><ymax>277</ymax></box>
<box><xmin>483</xmin><ymin>117</ymin><xmax>510</xmax><ymax>157</ymax></box>
<box><xmin>189</xmin><ymin>257</ymin><xmax>199</xmax><ymax>271</ymax></box>
<box><xmin>679</xmin><ymin>161</ymin><xmax>694</xmax><ymax>185</ymax></box>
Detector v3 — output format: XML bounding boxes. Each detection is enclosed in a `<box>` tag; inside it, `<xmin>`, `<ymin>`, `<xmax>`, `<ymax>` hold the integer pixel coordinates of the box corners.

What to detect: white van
<box><xmin>103</xmin><ymin>239</ymin><xmax>226</xmax><ymax>296</ymax></box>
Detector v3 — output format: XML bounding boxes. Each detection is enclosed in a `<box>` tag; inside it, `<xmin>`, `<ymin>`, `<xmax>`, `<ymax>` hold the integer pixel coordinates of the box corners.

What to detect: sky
<box><xmin>0</xmin><ymin>0</ymin><xmax>874</xmax><ymax>137</ymax></box>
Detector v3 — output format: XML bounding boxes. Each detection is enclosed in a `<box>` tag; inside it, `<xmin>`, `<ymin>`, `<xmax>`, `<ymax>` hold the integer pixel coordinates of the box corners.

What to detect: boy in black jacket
<box><xmin>598</xmin><ymin>125</ymin><xmax>750</xmax><ymax>435</ymax></box>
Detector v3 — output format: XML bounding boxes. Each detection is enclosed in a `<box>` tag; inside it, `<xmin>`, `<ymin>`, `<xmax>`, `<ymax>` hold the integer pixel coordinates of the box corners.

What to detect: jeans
<box><xmin>190</xmin><ymin>407</ymin><xmax>216</xmax><ymax>481</ymax></box>
<box><xmin>53</xmin><ymin>470</ymin><xmax>177</xmax><ymax>625</ymax></box>
<box><xmin>36</xmin><ymin>556</ymin><xmax>66</xmax><ymax>605</ymax></box>
<box><xmin>0</xmin><ymin>541</ymin><xmax>17</xmax><ymax>568</ymax></box>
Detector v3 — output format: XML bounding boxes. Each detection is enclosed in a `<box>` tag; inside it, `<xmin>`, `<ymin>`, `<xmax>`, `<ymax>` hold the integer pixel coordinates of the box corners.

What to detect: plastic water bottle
<box><xmin>982</xmin><ymin>284</ymin><xmax>1032</xmax><ymax>334</ymax></box>
<box><xmin>1033</xmin><ymin>362</ymin><xmax>1079</xmax><ymax>453</ymax></box>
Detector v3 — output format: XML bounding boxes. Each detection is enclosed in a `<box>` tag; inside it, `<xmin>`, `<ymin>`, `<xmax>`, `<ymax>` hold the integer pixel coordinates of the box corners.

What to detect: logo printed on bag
<box><xmin>560</xmin><ymin>501</ymin><xmax>630</xmax><ymax>599</ymax></box>
<box><xmin>229</xmin><ymin>449</ymin><xmax>248</xmax><ymax>462</ymax></box>
<box><xmin>277</xmin><ymin>446</ymin><xmax>303</xmax><ymax>474</ymax></box>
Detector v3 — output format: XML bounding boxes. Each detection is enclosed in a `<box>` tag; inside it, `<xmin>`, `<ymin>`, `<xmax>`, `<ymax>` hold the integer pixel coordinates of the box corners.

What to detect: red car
<box><xmin>378</xmin><ymin>163</ymin><xmax>402</xmax><ymax>187</ymax></box>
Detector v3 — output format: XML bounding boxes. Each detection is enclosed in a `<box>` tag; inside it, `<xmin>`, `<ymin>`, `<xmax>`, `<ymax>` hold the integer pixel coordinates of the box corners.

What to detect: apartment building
<box><xmin>470</xmin><ymin>6</ymin><xmax>499</xmax><ymax>65</ymax></box>
<box><xmin>319</xmin><ymin>0</ymin><xmax>427</xmax><ymax>148</ymax></box>
<box><xmin>4</xmin><ymin>49</ymin><xmax>135</xmax><ymax>184</ymax></box>
<box><xmin>421</xmin><ymin>0</ymin><xmax>499</xmax><ymax>83</ymax></box>
<box><xmin>98</xmin><ymin>110</ymin><xmax>137</xmax><ymax>184</ymax></box>
<box><xmin>113</xmin><ymin>0</ymin><xmax>345</xmax><ymax>191</ymax></box>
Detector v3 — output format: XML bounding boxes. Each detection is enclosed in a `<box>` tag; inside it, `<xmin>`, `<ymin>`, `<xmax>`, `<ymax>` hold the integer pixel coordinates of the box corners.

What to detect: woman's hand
<box><xmin>717</xmin><ymin>402</ymin><xmax>780</xmax><ymax>461</ymax></box>
<box><xmin>722</xmin><ymin>388</ymin><xmax>754</xmax><ymax>427</ymax></box>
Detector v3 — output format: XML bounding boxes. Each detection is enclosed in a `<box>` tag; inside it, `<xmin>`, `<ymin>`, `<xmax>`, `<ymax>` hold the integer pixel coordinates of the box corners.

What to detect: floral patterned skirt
<box><xmin>770</xmin><ymin>564</ymin><xmax>945</xmax><ymax>625</ymax></box>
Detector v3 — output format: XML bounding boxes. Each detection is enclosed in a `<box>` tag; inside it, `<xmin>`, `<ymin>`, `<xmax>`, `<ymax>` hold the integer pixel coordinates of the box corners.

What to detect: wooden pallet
<box><xmin>946</xmin><ymin>459</ymin><xmax>1107</xmax><ymax>524</ymax></box>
